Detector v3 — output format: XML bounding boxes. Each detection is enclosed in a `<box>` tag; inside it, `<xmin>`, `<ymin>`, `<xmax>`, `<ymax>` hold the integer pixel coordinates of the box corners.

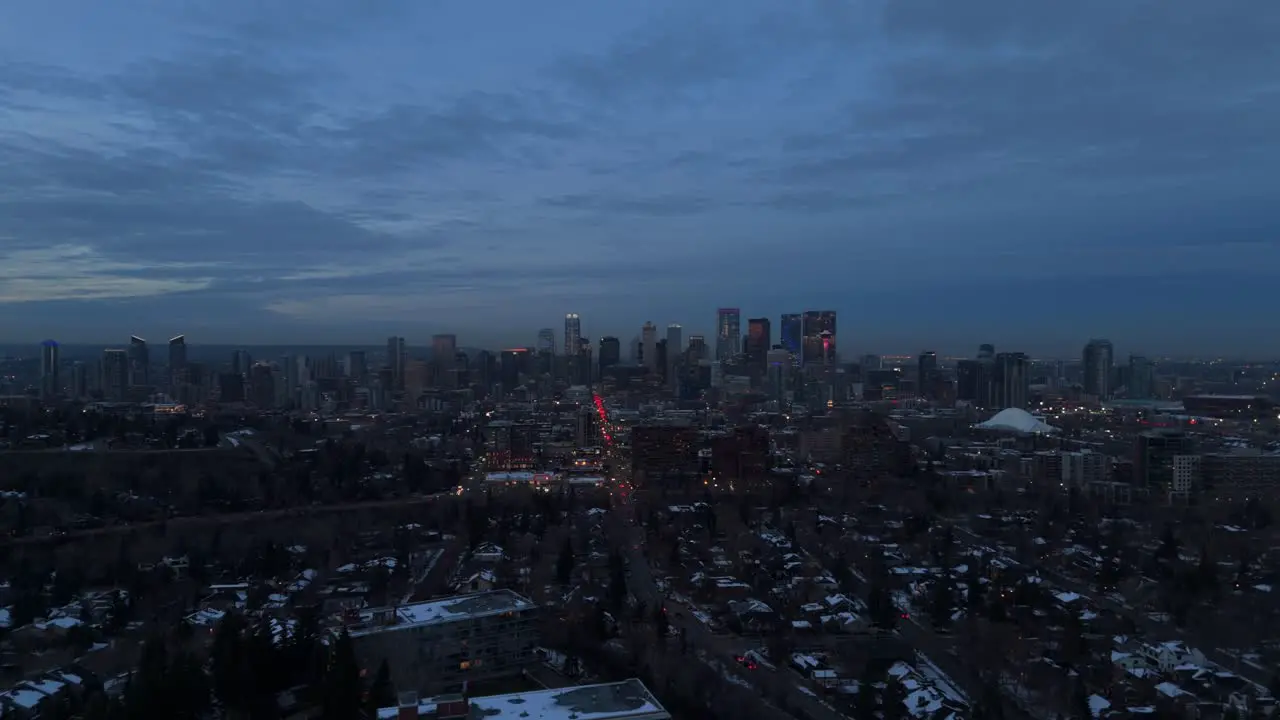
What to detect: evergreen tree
<box><xmin>867</xmin><ymin>580</ymin><xmax>898</xmax><ymax>630</ymax></box>
<box><xmin>854</xmin><ymin>671</ymin><xmax>879</xmax><ymax>719</ymax></box>
<box><xmin>321</xmin><ymin>629</ymin><xmax>363</xmax><ymax>720</ymax></box>
<box><xmin>367</xmin><ymin>659</ymin><xmax>396</xmax><ymax>715</ymax></box>
<box><xmin>556</xmin><ymin>537</ymin><xmax>575</xmax><ymax>585</ymax></box>
<box><xmin>930</xmin><ymin>575</ymin><xmax>955</xmax><ymax>628</ymax></box>
<box><xmin>881</xmin><ymin>676</ymin><xmax>907</xmax><ymax>720</ymax></box>
<box><xmin>210</xmin><ymin>611</ymin><xmax>248</xmax><ymax>711</ymax></box>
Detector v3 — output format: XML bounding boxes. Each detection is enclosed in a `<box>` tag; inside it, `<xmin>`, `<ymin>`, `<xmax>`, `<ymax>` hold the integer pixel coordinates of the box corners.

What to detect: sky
<box><xmin>1</xmin><ymin>0</ymin><xmax>1278</xmax><ymax>356</ymax></box>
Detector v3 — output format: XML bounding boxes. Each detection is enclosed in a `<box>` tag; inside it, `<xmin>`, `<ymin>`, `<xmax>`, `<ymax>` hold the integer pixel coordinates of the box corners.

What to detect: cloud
<box><xmin>0</xmin><ymin>245</ymin><xmax>216</xmax><ymax>302</ymax></box>
<box><xmin>542</xmin><ymin>193</ymin><xmax>712</xmax><ymax>217</ymax></box>
<box><xmin>1</xmin><ymin>0</ymin><xmax>1278</xmax><ymax>352</ymax></box>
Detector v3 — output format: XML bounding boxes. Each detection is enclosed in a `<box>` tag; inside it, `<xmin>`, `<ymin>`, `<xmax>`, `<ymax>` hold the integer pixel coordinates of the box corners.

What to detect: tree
<box><xmin>321</xmin><ymin>629</ymin><xmax>363</xmax><ymax>720</ymax></box>
<box><xmin>556</xmin><ymin>537</ymin><xmax>575</xmax><ymax>586</ymax></box>
<box><xmin>867</xmin><ymin>580</ymin><xmax>898</xmax><ymax>631</ymax></box>
<box><xmin>881</xmin><ymin>675</ymin><xmax>907</xmax><ymax>720</ymax></box>
<box><xmin>367</xmin><ymin>660</ymin><xmax>395</xmax><ymax>715</ymax></box>
<box><xmin>930</xmin><ymin>575</ymin><xmax>955</xmax><ymax>628</ymax></box>
<box><xmin>854</xmin><ymin>668</ymin><xmax>879</xmax><ymax>719</ymax></box>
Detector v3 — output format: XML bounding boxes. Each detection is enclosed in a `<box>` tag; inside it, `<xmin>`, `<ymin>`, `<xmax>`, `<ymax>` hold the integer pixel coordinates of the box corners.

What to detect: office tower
<box><xmin>70</xmin><ymin>361</ymin><xmax>88</xmax><ymax>400</ymax></box>
<box><xmin>665</xmin><ymin>324</ymin><xmax>682</xmax><ymax>385</ymax></box>
<box><xmin>766</xmin><ymin>348</ymin><xmax>791</xmax><ymax>400</ymax></box>
<box><xmin>128</xmin><ymin>335</ymin><xmax>150</xmax><ymax>387</ymax></box>
<box><xmin>801</xmin><ymin>311</ymin><xmax>837</xmax><ymax>365</ymax></box>
<box><xmin>1129</xmin><ymin>355</ymin><xmax>1155</xmax><ymax>400</ymax></box>
<box><xmin>432</xmin><ymin>334</ymin><xmax>457</xmax><ymax>377</ymax></box>
<box><xmin>977</xmin><ymin>344</ymin><xmax>995</xmax><ymax>361</ymax></box>
<box><xmin>218</xmin><ymin>372</ymin><xmax>245</xmax><ymax>402</ymax></box>
<box><xmin>564</xmin><ymin>313</ymin><xmax>582</xmax><ymax>356</ymax></box>
<box><xmin>641</xmin><ymin>322</ymin><xmax>658</xmax><ymax>374</ymax></box>
<box><xmin>956</xmin><ymin>359</ymin><xmax>980</xmax><ymax>403</ymax></box>
<box><xmin>102</xmin><ymin>348</ymin><xmax>129</xmax><ymax>401</ymax></box>
<box><xmin>994</xmin><ymin>352</ymin><xmax>1028</xmax><ymax>409</ymax></box>
<box><xmin>917</xmin><ymin>351</ymin><xmax>938</xmax><ymax>399</ymax></box>
<box><xmin>860</xmin><ymin>354</ymin><xmax>882</xmax><ymax>372</ymax></box>
<box><xmin>168</xmin><ymin>335</ymin><xmax>187</xmax><ymax>390</ymax></box>
<box><xmin>745</xmin><ymin>318</ymin><xmax>771</xmax><ymax>370</ymax></box>
<box><xmin>1082</xmin><ymin>338</ymin><xmax>1114</xmax><ymax>399</ymax></box>
<box><xmin>598</xmin><ymin>336</ymin><xmax>621</xmax><ymax>373</ymax></box>
<box><xmin>715</xmin><ymin>308</ymin><xmax>741</xmax><ymax>361</ymax></box>
<box><xmin>40</xmin><ymin>340</ymin><xmax>59</xmax><ymax>399</ymax></box>
<box><xmin>574</xmin><ymin>337</ymin><xmax>593</xmax><ymax>385</ymax></box>
<box><xmin>499</xmin><ymin>349</ymin><xmax>527</xmax><ymax>394</ymax></box>
<box><xmin>347</xmin><ymin>350</ymin><xmax>367</xmax><ymax>382</ymax></box>
<box><xmin>231</xmin><ymin>349</ymin><xmax>252</xmax><ymax>376</ymax></box>
<box><xmin>780</xmin><ymin>314</ymin><xmax>802</xmax><ymax>359</ymax></box>
<box><xmin>387</xmin><ymin>336</ymin><xmax>406</xmax><ymax>392</ymax></box>
<box><xmin>471</xmin><ymin>350</ymin><xmax>494</xmax><ymax>391</ymax></box>
<box><xmin>655</xmin><ymin>339</ymin><xmax>668</xmax><ymax>382</ymax></box>
<box><xmin>687</xmin><ymin>335</ymin><xmax>707</xmax><ymax>362</ymax></box>
<box><xmin>535</xmin><ymin>329</ymin><xmax>556</xmax><ymax>375</ymax></box>
<box><xmin>249</xmin><ymin>363</ymin><xmax>275</xmax><ymax>408</ymax></box>
<box><xmin>536</xmin><ymin>328</ymin><xmax>555</xmax><ymax>354</ymax></box>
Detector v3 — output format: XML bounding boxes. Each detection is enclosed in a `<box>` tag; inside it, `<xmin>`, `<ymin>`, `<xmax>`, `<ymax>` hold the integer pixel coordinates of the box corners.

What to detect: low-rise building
<box><xmin>347</xmin><ymin>590</ymin><xmax>538</xmax><ymax>694</ymax></box>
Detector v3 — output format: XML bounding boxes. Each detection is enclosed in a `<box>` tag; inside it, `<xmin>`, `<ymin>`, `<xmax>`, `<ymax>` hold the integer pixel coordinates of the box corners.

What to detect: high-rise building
<box><xmin>70</xmin><ymin>361</ymin><xmax>88</xmax><ymax>400</ymax></box>
<box><xmin>564</xmin><ymin>314</ymin><xmax>582</xmax><ymax>356</ymax></box>
<box><xmin>387</xmin><ymin>336</ymin><xmax>407</xmax><ymax>392</ymax></box>
<box><xmin>536</xmin><ymin>328</ymin><xmax>555</xmax><ymax>354</ymax></box>
<box><xmin>40</xmin><ymin>340</ymin><xmax>59</xmax><ymax>399</ymax></box>
<box><xmin>641</xmin><ymin>322</ymin><xmax>658</xmax><ymax>374</ymax></box>
<box><xmin>745</xmin><ymin>318</ymin><xmax>771</xmax><ymax>370</ymax></box>
<box><xmin>801</xmin><ymin>311</ymin><xmax>837</xmax><ymax>365</ymax></box>
<box><xmin>499</xmin><ymin>349</ymin><xmax>528</xmax><ymax>394</ymax></box>
<box><xmin>666</xmin><ymin>324</ymin><xmax>682</xmax><ymax>385</ymax></box>
<box><xmin>231</xmin><ymin>349</ymin><xmax>252</xmax><ymax>376</ymax></box>
<box><xmin>994</xmin><ymin>352</ymin><xmax>1028</xmax><ymax>409</ymax></box>
<box><xmin>1082</xmin><ymin>339</ymin><xmax>1114</xmax><ymax>400</ymax></box>
<box><xmin>715</xmin><ymin>308</ymin><xmax>741</xmax><ymax>361</ymax></box>
<box><xmin>687</xmin><ymin>335</ymin><xmax>707</xmax><ymax>362</ymax></box>
<box><xmin>1128</xmin><ymin>354</ymin><xmax>1155</xmax><ymax>400</ymax></box>
<box><xmin>432</xmin><ymin>334</ymin><xmax>458</xmax><ymax>376</ymax></box>
<box><xmin>102</xmin><ymin>348</ymin><xmax>129</xmax><ymax>401</ymax></box>
<box><xmin>977</xmin><ymin>344</ymin><xmax>995</xmax><ymax>361</ymax></box>
<box><xmin>917</xmin><ymin>351</ymin><xmax>938</xmax><ymax>399</ymax></box>
<box><xmin>956</xmin><ymin>359</ymin><xmax>980</xmax><ymax>403</ymax></box>
<box><xmin>780</xmin><ymin>314</ymin><xmax>803</xmax><ymax>359</ymax></box>
<box><xmin>168</xmin><ymin>335</ymin><xmax>187</xmax><ymax>390</ymax></box>
<box><xmin>347</xmin><ymin>350</ymin><xmax>367</xmax><ymax>382</ymax></box>
<box><xmin>766</xmin><ymin>348</ymin><xmax>791</xmax><ymax>400</ymax></box>
<box><xmin>598</xmin><ymin>337</ymin><xmax>621</xmax><ymax>373</ymax></box>
<box><xmin>249</xmin><ymin>363</ymin><xmax>275</xmax><ymax>408</ymax></box>
<box><xmin>128</xmin><ymin>335</ymin><xmax>150</xmax><ymax>387</ymax></box>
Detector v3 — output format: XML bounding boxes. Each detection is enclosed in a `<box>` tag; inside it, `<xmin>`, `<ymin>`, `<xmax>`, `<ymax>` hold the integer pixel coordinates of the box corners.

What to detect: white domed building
<box><xmin>975</xmin><ymin>408</ymin><xmax>1059</xmax><ymax>434</ymax></box>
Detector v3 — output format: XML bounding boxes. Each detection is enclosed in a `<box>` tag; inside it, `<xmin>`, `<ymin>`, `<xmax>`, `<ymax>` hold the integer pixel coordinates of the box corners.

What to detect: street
<box><xmin>597</xmin><ymin>416</ymin><xmax>849</xmax><ymax>720</ymax></box>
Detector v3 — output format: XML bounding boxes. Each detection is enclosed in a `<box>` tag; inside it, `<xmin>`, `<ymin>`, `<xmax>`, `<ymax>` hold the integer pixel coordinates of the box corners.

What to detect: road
<box><xmin>597</xmin><ymin>399</ymin><xmax>848</xmax><ymax>720</ymax></box>
<box><xmin>1</xmin><ymin>492</ymin><xmax>455</xmax><ymax>548</ymax></box>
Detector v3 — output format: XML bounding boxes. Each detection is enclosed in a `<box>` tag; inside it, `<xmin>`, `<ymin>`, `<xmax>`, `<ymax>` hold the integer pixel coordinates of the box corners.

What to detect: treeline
<box><xmin>75</xmin><ymin>608</ymin><xmax>393</xmax><ymax>720</ymax></box>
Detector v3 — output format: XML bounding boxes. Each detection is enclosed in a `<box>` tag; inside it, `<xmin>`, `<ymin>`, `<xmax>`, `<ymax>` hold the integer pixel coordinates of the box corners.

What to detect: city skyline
<box><xmin>2</xmin><ymin>1</ymin><xmax>1279</xmax><ymax>353</ymax></box>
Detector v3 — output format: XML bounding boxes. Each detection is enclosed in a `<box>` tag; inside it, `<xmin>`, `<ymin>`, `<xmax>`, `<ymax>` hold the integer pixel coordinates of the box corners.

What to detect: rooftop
<box><xmin>467</xmin><ymin>679</ymin><xmax>669</xmax><ymax>720</ymax></box>
<box><xmin>349</xmin><ymin>590</ymin><xmax>533</xmax><ymax>637</ymax></box>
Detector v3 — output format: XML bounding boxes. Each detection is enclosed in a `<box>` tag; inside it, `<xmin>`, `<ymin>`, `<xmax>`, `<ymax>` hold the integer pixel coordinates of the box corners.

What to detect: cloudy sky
<box><xmin>2</xmin><ymin>0</ymin><xmax>1278</xmax><ymax>356</ymax></box>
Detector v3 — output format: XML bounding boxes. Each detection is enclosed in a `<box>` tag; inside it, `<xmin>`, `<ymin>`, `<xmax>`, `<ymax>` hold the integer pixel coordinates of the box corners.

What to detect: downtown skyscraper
<box><xmin>716</xmin><ymin>308</ymin><xmax>741</xmax><ymax>361</ymax></box>
<box><xmin>564</xmin><ymin>313</ymin><xmax>582</xmax><ymax>357</ymax></box>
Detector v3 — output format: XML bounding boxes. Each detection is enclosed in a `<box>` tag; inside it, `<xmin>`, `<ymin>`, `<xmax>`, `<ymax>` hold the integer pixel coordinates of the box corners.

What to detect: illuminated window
<box><xmin>459</xmin><ymin>661</ymin><xmax>471</xmax><ymax>670</ymax></box>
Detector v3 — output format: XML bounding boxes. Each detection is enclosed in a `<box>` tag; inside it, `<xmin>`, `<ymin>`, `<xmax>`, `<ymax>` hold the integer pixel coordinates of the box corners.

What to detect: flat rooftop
<box><xmin>349</xmin><ymin>590</ymin><xmax>533</xmax><ymax>637</ymax></box>
<box><xmin>467</xmin><ymin>679</ymin><xmax>669</xmax><ymax>720</ymax></box>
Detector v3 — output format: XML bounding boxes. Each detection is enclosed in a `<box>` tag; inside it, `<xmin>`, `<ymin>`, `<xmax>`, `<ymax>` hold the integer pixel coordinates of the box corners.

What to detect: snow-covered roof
<box><xmin>975</xmin><ymin>408</ymin><xmax>1059</xmax><ymax>434</ymax></box>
